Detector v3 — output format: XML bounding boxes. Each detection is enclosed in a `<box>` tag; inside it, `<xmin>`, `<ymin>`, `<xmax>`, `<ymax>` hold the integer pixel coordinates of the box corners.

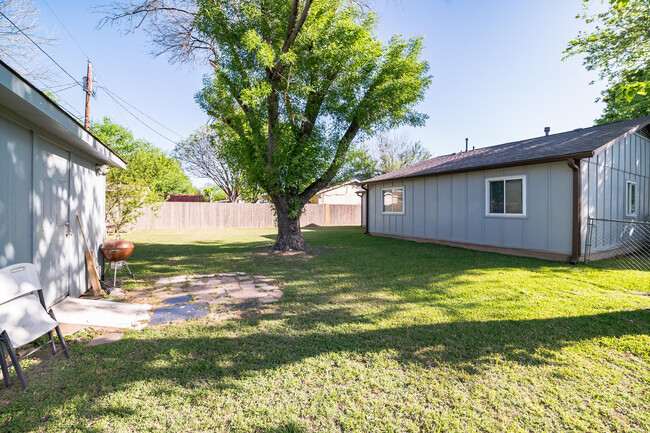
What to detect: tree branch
<box><xmin>298</xmin><ymin>119</ymin><xmax>361</xmax><ymax>203</ymax></box>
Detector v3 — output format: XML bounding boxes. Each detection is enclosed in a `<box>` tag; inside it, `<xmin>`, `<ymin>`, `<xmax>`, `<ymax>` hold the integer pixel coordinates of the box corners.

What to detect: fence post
<box><xmin>584</xmin><ymin>217</ymin><xmax>594</xmax><ymax>264</ymax></box>
<box><xmin>325</xmin><ymin>204</ymin><xmax>330</xmax><ymax>226</ymax></box>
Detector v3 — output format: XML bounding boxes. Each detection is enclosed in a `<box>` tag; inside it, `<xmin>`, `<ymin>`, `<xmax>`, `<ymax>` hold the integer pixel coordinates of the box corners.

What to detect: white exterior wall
<box><xmin>319</xmin><ymin>184</ymin><xmax>364</xmax><ymax>205</ymax></box>
<box><xmin>0</xmin><ymin>108</ymin><xmax>106</xmax><ymax>305</ymax></box>
<box><xmin>69</xmin><ymin>153</ymin><xmax>106</xmax><ymax>298</ymax></box>
<box><xmin>581</xmin><ymin>132</ymin><xmax>650</xmax><ymax>250</ymax></box>
<box><xmin>368</xmin><ymin>161</ymin><xmax>574</xmax><ymax>256</ymax></box>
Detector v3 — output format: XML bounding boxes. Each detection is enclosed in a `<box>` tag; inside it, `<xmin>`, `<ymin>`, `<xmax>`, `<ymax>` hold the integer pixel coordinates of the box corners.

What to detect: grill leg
<box><xmin>113</xmin><ymin>263</ymin><xmax>117</xmax><ymax>288</ymax></box>
<box><xmin>124</xmin><ymin>262</ymin><xmax>134</xmax><ymax>279</ymax></box>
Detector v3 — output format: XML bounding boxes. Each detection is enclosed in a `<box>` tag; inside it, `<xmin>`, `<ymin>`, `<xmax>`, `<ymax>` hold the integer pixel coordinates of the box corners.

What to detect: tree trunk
<box><xmin>273</xmin><ymin>199</ymin><xmax>305</xmax><ymax>251</ymax></box>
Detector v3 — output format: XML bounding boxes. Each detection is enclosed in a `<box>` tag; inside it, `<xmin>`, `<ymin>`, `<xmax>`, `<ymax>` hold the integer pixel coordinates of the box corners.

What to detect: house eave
<box><xmin>0</xmin><ymin>60</ymin><xmax>126</xmax><ymax>169</ymax></box>
<box><xmin>362</xmin><ymin>152</ymin><xmax>594</xmax><ymax>185</ymax></box>
<box><xmin>591</xmin><ymin>119</ymin><xmax>650</xmax><ymax>158</ymax></box>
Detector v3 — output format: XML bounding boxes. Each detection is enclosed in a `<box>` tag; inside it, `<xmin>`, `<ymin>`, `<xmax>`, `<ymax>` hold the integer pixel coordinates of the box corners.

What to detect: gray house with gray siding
<box><xmin>0</xmin><ymin>60</ymin><xmax>125</xmax><ymax>306</ymax></box>
<box><xmin>363</xmin><ymin>116</ymin><xmax>650</xmax><ymax>262</ymax></box>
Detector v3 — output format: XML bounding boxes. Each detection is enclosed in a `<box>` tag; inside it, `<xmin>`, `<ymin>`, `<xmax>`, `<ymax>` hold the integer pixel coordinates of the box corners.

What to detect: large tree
<box><xmin>101</xmin><ymin>0</ymin><xmax>430</xmax><ymax>250</ymax></box>
<box><xmin>173</xmin><ymin>127</ymin><xmax>244</xmax><ymax>202</ymax></box>
<box><xmin>333</xmin><ymin>132</ymin><xmax>433</xmax><ymax>183</ymax></box>
<box><xmin>565</xmin><ymin>0</ymin><xmax>650</xmax><ymax>121</ymax></box>
<box><xmin>596</xmin><ymin>68</ymin><xmax>650</xmax><ymax>124</ymax></box>
<box><xmin>196</xmin><ymin>0</ymin><xmax>430</xmax><ymax>250</ymax></box>
<box><xmin>374</xmin><ymin>131</ymin><xmax>431</xmax><ymax>174</ymax></box>
<box><xmin>332</xmin><ymin>144</ymin><xmax>379</xmax><ymax>183</ymax></box>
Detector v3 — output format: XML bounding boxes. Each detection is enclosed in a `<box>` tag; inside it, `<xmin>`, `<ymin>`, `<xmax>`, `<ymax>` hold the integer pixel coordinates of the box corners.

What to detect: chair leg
<box><xmin>0</xmin><ymin>331</ymin><xmax>26</xmax><ymax>389</ymax></box>
<box><xmin>0</xmin><ymin>340</ymin><xmax>11</xmax><ymax>387</ymax></box>
<box><xmin>54</xmin><ymin>325</ymin><xmax>70</xmax><ymax>360</ymax></box>
<box><xmin>47</xmin><ymin>330</ymin><xmax>56</xmax><ymax>355</ymax></box>
<box><xmin>48</xmin><ymin>310</ymin><xmax>70</xmax><ymax>360</ymax></box>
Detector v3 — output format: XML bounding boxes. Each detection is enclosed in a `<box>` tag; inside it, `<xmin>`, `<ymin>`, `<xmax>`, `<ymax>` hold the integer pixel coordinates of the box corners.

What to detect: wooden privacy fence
<box><xmin>132</xmin><ymin>202</ymin><xmax>362</xmax><ymax>230</ymax></box>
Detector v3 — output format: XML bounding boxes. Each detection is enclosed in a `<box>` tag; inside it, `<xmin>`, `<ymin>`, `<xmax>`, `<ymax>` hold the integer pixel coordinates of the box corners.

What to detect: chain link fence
<box><xmin>584</xmin><ymin>217</ymin><xmax>650</xmax><ymax>271</ymax></box>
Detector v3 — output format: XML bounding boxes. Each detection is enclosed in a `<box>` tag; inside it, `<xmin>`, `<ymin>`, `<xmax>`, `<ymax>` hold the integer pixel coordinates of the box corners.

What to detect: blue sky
<box><xmin>23</xmin><ymin>0</ymin><xmax>605</xmax><ymax>186</ymax></box>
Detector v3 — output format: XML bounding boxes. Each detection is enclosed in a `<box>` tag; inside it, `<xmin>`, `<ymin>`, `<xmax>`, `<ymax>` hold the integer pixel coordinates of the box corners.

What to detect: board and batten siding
<box><xmin>69</xmin><ymin>152</ymin><xmax>106</xmax><ymax>298</ymax></box>
<box><xmin>0</xmin><ymin>114</ymin><xmax>33</xmax><ymax>267</ymax></box>
<box><xmin>0</xmin><ymin>106</ymin><xmax>105</xmax><ymax>304</ymax></box>
<box><xmin>581</xmin><ymin>132</ymin><xmax>650</xmax><ymax>250</ymax></box>
<box><xmin>368</xmin><ymin>161</ymin><xmax>574</xmax><ymax>256</ymax></box>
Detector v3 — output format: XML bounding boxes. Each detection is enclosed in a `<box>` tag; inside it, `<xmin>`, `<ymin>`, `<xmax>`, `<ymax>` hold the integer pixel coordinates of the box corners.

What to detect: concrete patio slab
<box><xmin>154</xmin><ymin>275</ymin><xmax>189</xmax><ymax>285</ymax></box>
<box><xmin>149</xmin><ymin>302</ymin><xmax>210</xmax><ymax>325</ymax></box>
<box><xmin>162</xmin><ymin>295</ymin><xmax>193</xmax><ymax>305</ymax></box>
<box><xmin>52</xmin><ymin>298</ymin><xmax>152</xmax><ymax>329</ymax></box>
<box><xmin>229</xmin><ymin>290</ymin><xmax>265</xmax><ymax>300</ymax></box>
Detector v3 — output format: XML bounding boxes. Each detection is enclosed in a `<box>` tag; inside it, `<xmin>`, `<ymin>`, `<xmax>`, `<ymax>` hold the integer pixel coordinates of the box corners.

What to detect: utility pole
<box><xmin>84</xmin><ymin>60</ymin><xmax>92</xmax><ymax>129</ymax></box>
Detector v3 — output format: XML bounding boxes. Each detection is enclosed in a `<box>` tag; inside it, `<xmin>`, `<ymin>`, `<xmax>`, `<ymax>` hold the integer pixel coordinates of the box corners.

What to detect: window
<box><xmin>486</xmin><ymin>176</ymin><xmax>526</xmax><ymax>216</ymax></box>
<box><xmin>382</xmin><ymin>187</ymin><xmax>404</xmax><ymax>214</ymax></box>
<box><xmin>626</xmin><ymin>181</ymin><xmax>637</xmax><ymax>217</ymax></box>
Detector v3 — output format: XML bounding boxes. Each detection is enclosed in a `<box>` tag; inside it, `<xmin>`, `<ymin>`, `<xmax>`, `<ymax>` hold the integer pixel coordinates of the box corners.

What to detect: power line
<box><xmin>0</xmin><ymin>51</ymin><xmax>84</xmax><ymax>121</ymax></box>
<box><xmin>21</xmin><ymin>2</ymin><xmax>184</xmax><ymax>144</ymax></box>
<box><xmin>36</xmin><ymin>2</ymin><xmax>130</xmax><ymax>128</ymax></box>
<box><xmin>52</xmin><ymin>83</ymin><xmax>78</xmax><ymax>93</ymax></box>
<box><xmin>99</xmin><ymin>86</ymin><xmax>180</xmax><ymax>145</ymax></box>
<box><xmin>98</xmin><ymin>86</ymin><xmax>184</xmax><ymax>139</ymax></box>
<box><xmin>39</xmin><ymin>0</ymin><xmax>91</xmax><ymax>61</ymax></box>
<box><xmin>0</xmin><ymin>10</ymin><xmax>83</xmax><ymax>89</ymax></box>
<box><xmin>49</xmin><ymin>81</ymin><xmax>78</xmax><ymax>89</ymax></box>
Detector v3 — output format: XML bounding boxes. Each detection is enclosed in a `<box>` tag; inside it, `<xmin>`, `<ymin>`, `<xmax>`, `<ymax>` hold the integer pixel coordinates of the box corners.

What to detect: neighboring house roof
<box><xmin>318</xmin><ymin>180</ymin><xmax>362</xmax><ymax>195</ymax></box>
<box><xmin>163</xmin><ymin>194</ymin><xmax>206</xmax><ymax>202</ymax></box>
<box><xmin>0</xmin><ymin>59</ymin><xmax>126</xmax><ymax>169</ymax></box>
<box><xmin>364</xmin><ymin>116</ymin><xmax>650</xmax><ymax>184</ymax></box>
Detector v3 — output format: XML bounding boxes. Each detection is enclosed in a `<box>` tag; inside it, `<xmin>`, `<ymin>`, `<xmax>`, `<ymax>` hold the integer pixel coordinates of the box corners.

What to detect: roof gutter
<box><xmin>567</xmin><ymin>158</ymin><xmax>582</xmax><ymax>264</ymax></box>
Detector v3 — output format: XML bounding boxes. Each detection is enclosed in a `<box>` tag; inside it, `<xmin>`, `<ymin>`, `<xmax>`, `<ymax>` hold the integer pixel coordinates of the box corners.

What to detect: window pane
<box><xmin>505</xmin><ymin>179</ymin><xmax>523</xmax><ymax>214</ymax></box>
<box><xmin>489</xmin><ymin>181</ymin><xmax>504</xmax><ymax>213</ymax></box>
<box><xmin>629</xmin><ymin>183</ymin><xmax>636</xmax><ymax>214</ymax></box>
<box><xmin>383</xmin><ymin>191</ymin><xmax>392</xmax><ymax>212</ymax></box>
<box><xmin>392</xmin><ymin>189</ymin><xmax>403</xmax><ymax>213</ymax></box>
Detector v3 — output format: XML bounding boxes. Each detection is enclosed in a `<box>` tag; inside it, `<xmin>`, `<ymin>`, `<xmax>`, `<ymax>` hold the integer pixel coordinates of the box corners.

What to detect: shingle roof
<box><xmin>364</xmin><ymin>116</ymin><xmax>650</xmax><ymax>183</ymax></box>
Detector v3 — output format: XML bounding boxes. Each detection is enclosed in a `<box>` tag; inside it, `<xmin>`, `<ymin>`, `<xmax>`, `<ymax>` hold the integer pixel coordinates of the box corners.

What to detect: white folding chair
<box><xmin>0</xmin><ymin>263</ymin><xmax>70</xmax><ymax>389</ymax></box>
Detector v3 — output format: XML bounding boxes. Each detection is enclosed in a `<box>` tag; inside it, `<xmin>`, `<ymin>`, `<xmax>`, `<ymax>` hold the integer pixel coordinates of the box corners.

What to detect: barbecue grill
<box><xmin>100</xmin><ymin>240</ymin><xmax>135</xmax><ymax>287</ymax></box>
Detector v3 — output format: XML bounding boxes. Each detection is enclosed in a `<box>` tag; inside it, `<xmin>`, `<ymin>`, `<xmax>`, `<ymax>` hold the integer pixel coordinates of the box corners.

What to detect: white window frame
<box><xmin>485</xmin><ymin>175</ymin><xmax>527</xmax><ymax>217</ymax></box>
<box><xmin>381</xmin><ymin>187</ymin><xmax>405</xmax><ymax>215</ymax></box>
<box><xmin>626</xmin><ymin>180</ymin><xmax>637</xmax><ymax>217</ymax></box>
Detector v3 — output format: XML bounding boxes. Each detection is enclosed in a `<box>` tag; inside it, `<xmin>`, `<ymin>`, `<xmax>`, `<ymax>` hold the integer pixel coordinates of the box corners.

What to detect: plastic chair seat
<box><xmin>0</xmin><ymin>294</ymin><xmax>58</xmax><ymax>348</ymax></box>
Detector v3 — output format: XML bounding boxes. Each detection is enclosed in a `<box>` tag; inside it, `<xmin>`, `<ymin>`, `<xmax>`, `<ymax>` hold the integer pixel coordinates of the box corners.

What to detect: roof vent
<box><xmin>544</xmin><ymin>127</ymin><xmax>550</xmax><ymax>136</ymax></box>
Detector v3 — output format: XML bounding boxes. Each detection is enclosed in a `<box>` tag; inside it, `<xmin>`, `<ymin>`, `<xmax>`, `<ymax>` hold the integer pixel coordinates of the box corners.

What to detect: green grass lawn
<box><xmin>2</xmin><ymin>227</ymin><xmax>650</xmax><ymax>432</ymax></box>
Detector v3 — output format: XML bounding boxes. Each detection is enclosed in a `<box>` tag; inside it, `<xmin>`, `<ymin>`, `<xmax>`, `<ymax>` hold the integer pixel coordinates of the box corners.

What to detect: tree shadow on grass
<box><xmin>9</xmin><ymin>228</ymin><xmax>641</xmax><ymax>430</ymax></box>
<box><xmin>128</xmin><ymin>227</ymin><xmax>606</xmax><ymax>292</ymax></box>
<box><xmin>126</xmin><ymin>228</ymin><xmax>647</xmax><ymax>325</ymax></box>
<box><xmin>1</xmin><ymin>308</ymin><xmax>648</xmax><ymax>431</ymax></box>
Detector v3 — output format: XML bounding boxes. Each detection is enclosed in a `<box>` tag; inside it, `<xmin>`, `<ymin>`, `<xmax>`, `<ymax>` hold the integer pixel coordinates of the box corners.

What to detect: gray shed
<box><xmin>0</xmin><ymin>60</ymin><xmax>126</xmax><ymax>306</ymax></box>
<box><xmin>363</xmin><ymin>116</ymin><xmax>650</xmax><ymax>262</ymax></box>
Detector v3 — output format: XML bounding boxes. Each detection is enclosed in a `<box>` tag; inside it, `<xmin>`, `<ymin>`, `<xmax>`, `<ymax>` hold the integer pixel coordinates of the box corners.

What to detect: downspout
<box><xmin>567</xmin><ymin>158</ymin><xmax>582</xmax><ymax>264</ymax></box>
<box><xmin>362</xmin><ymin>184</ymin><xmax>369</xmax><ymax>234</ymax></box>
